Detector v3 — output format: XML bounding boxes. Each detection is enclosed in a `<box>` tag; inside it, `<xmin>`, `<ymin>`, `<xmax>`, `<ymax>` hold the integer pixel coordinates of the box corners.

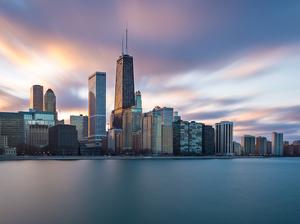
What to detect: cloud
<box><xmin>184</xmin><ymin>110</ymin><xmax>232</xmax><ymax>121</ymax></box>
<box><xmin>0</xmin><ymin>0</ymin><xmax>300</xmax><ymax>141</ymax></box>
<box><xmin>0</xmin><ymin>88</ymin><xmax>27</xmax><ymax>111</ymax></box>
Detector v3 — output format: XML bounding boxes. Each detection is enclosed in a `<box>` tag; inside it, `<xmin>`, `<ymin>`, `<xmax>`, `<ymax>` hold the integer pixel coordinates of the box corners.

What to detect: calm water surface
<box><xmin>0</xmin><ymin>158</ymin><xmax>300</xmax><ymax>224</ymax></box>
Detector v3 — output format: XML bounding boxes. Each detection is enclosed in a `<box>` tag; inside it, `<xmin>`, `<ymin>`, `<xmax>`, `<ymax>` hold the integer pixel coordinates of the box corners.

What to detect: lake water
<box><xmin>0</xmin><ymin>158</ymin><xmax>299</xmax><ymax>224</ymax></box>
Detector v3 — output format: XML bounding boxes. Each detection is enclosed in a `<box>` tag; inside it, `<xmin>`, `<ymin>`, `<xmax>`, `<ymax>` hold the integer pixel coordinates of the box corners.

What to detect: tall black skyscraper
<box><xmin>112</xmin><ymin>28</ymin><xmax>135</xmax><ymax>128</ymax></box>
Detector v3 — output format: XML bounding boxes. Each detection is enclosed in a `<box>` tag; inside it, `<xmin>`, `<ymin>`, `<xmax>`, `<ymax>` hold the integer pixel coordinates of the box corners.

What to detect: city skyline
<box><xmin>0</xmin><ymin>1</ymin><xmax>300</xmax><ymax>141</ymax></box>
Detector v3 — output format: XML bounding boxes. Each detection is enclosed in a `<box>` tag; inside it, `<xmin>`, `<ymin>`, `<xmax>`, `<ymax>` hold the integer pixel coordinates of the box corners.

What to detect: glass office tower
<box><xmin>88</xmin><ymin>72</ymin><xmax>106</xmax><ymax>144</ymax></box>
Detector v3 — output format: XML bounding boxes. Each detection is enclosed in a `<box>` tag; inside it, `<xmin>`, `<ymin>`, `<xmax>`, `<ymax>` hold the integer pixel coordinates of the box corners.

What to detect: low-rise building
<box><xmin>48</xmin><ymin>124</ymin><xmax>79</xmax><ymax>156</ymax></box>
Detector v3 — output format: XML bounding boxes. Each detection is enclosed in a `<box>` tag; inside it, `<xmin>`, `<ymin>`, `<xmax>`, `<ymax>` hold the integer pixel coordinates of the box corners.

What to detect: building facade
<box><xmin>48</xmin><ymin>124</ymin><xmax>78</xmax><ymax>155</ymax></box>
<box><xmin>30</xmin><ymin>85</ymin><xmax>43</xmax><ymax>111</ymax></box>
<box><xmin>122</xmin><ymin>107</ymin><xmax>142</xmax><ymax>153</ymax></box>
<box><xmin>173</xmin><ymin>120</ymin><xmax>189</xmax><ymax>155</ymax></box>
<box><xmin>272</xmin><ymin>132</ymin><xmax>283</xmax><ymax>156</ymax></box>
<box><xmin>142</xmin><ymin>112</ymin><xmax>153</xmax><ymax>153</ymax></box>
<box><xmin>0</xmin><ymin>112</ymin><xmax>24</xmax><ymax>148</ymax></box>
<box><xmin>173</xmin><ymin>120</ymin><xmax>203</xmax><ymax>155</ymax></box>
<box><xmin>21</xmin><ymin>111</ymin><xmax>55</xmax><ymax>147</ymax></box>
<box><xmin>70</xmin><ymin>115</ymin><xmax>88</xmax><ymax>141</ymax></box>
<box><xmin>44</xmin><ymin>89</ymin><xmax>56</xmax><ymax>118</ymax></box>
<box><xmin>107</xmin><ymin>129</ymin><xmax>122</xmax><ymax>153</ymax></box>
<box><xmin>202</xmin><ymin>125</ymin><xmax>215</xmax><ymax>155</ymax></box>
<box><xmin>256</xmin><ymin>136</ymin><xmax>268</xmax><ymax>155</ymax></box>
<box><xmin>241</xmin><ymin>135</ymin><xmax>256</xmax><ymax>155</ymax></box>
<box><xmin>233</xmin><ymin>141</ymin><xmax>243</xmax><ymax>156</ymax></box>
<box><xmin>215</xmin><ymin>121</ymin><xmax>233</xmax><ymax>155</ymax></box>
<box><xmin>88</xmin><ymin>72</ymin><xmax>106</xmax><ymax>145</ymax></box>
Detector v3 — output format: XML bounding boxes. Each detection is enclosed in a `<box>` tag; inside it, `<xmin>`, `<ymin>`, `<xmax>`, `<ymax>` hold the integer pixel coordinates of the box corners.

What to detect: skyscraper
<box><xmin>112</xmin><ymin>28</ymin><xmax>135</xmax><ymax>128</ymax></box>
<box><xmin>30</xmin><ymin>85</ymin><xmax>43</xmax><ymax>111</ymax></box>
<box><xmin>70</xmin><ymin>114</ymin><xmax>88</xmax><ymax>141</ymax></box>
<box><xmin>241</xmin><ymin>135</ymin><xmax>255</xmax><ymax>155</ymax></box>
<box><xmin>88</xmin><ymin>72</ymin><xmax>106</xmax><ymax>145</ymax></box>
<box><xmin>215</xmin><ymin>121</ymin><xmax>233</xmax><ymax>155</ymax></box>
<box><xmin>256</xmin><ymin>136</ymin><xmax>268</xmax><ymax>155</ymax></box>
<box><xmin>272</xmin><ymin>132</ymin><xmax>283</xmax><ymax>156</ymax></box>
<box><xmin>44</xmin><ymin>89</ymin><xmax>56</xmax><ymax>113</ymax></box>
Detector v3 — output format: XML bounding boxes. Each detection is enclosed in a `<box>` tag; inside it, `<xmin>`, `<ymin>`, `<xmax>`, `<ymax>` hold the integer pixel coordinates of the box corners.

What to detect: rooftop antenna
<box><xmin>125</xmin><ymin>25</ymin><xmax>128</xmax><ymax>55</ymax></box>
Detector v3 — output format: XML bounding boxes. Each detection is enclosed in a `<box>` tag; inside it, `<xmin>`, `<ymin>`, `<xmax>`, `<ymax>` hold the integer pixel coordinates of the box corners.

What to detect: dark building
<box><xmin>173</xmin><ymin>120</ymin><xmax>203</xmax><ymax>155</ymax></box>
<box><xmin>202</xmin><ymin>125</ymin><xmax>215</xmax><ymax>155</ymax></box>
<box><xmin>0</xmin><ymin>112</ymin><xmax>24</xmax><ymax>147</ymax></box>
<box><xmin>267</xmin><ymin>141</ymin><xmax>272</xmax><ymax>155</ymax></box>
<box><xmin>48</xmin><ymin>124</ymin><xmax>79</xmax><ymax>155</ymax></box>
<box><xmin>112</xmin><ymin>29</ymin><xmax>135</xmax><ymax>129</ymax></box>
<box><xmin>30</xmin><ymin>85</ymin><xmax>44</xmax><ymax>111</ymax></box>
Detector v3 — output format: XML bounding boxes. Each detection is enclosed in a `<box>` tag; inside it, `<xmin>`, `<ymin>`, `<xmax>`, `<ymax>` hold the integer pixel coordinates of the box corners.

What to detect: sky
<box><xmin>0</xmin><ymin>0</ymin><xmax>300</xmax><ymax>142</ymax></box>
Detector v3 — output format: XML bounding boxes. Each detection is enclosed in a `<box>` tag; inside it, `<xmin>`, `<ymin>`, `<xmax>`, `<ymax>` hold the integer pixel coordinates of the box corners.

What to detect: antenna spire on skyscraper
<box><xmin>125</xmin><ymin>25</ymin><xmax>128</xmax><ymax>55</ymax></box>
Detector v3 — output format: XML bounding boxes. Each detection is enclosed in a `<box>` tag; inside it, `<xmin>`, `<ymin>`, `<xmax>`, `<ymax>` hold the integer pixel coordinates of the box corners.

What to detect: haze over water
<box><xmin>0</xmin><ymin>158</ymin><xmax>300</xmax><ymax>224</ymax></box>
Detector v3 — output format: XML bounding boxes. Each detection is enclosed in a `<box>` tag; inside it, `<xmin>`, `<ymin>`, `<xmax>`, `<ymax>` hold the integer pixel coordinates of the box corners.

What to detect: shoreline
<box><xmin>0</xmin><ymin>155</ymin><xmax>293</xmax><ymax>161</ymax></box>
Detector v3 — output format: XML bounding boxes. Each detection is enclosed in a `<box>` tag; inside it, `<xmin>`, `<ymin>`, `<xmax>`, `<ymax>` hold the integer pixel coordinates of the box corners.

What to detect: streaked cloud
<box><xmin>0</xmin><ymin>0</ymin><xmax>300</xmax><ymax>141</ymax></box>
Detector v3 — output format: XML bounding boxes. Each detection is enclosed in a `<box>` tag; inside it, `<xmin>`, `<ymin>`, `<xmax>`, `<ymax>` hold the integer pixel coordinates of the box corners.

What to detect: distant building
<box><xmin>21</xmin><ymin>111</ymin><xmax>55</xmax><ymax>148</ymax></box>
<box><xmin>173</xmin><ymin>111</ymin><xmax>181</xmax><ymax>122</ymax></box>
<box><xmin>142</xmin><ymin>111</ymin><xmax>154</xmax><ymax>153</ymax></box>
<box><xmin>173</xmin><ymin>120</ymin><xmax>189</xmax><ymax>155</ymax></box>
<box><xmin>233</xmin><ymin>141</ymin><xmax>243</xmax><ymax>156</ymax></box>
<box><xmin>155</xmin><ymin>107</ymin><xmax>173</xmax><ymax>154</ymax></box>
<box><xmin>0</xmin><ymin>112</ymin><xmax>24</xmax><ymax>148</ymax></box>
<box><xmin>142</xmin><ymin>107</ymin><xmax>173</xmax><ymax>154</ymax></box>
<box><xmin>293</xmin><ymin>140</ymin><xmax>300</xmax><ymax>146</ymax></box>
<box><xmin>256</xmin><ymin>136</ymin><xmax>268</xmax><ymax>155</ymax></box>
<box><xmin>112</xmin><ymin>31</ymin><xmax>135</xmax><ymax>129</ymax></box>
<box><xmin>188</xmin><ymin>121</ymin><xmax>203</xmax><ymax>154</ymax></box>
<box><xmin>241</xmin><ymin>135</ymin><xmax>255</xmax><ymax>155</ymax></box>
<box><xmin>27</xmin><ymin>124</ymin><xmax>49</xmax><ymax>147</ymax></box>
<box><xmin>44</xmin><ymin>89</ymin><xmax>56</xmax><ymax>113</ymax></box>
<box><xmin>173</xmin><ymin>120</ymin><xmax>203</xmax><ymax>155</ymax></box>
<box><xmin>272</xmin><ymin>132</ymin><xmax>283</xmax><ymax>156</ymax></box>
<box><xmin>135</xmin><ymin>91</ymin><xmax>142</xmax><ymax>113</ymax></box>
<box><xmin>70</xmin><ymin>115</ymin><xmax>88</xmax><ymax>141</ymax></box>
<box><xmin>215</xmin><ymin>121</ymin><xmax>233</xmax><ymax>155</ymax></box>
<box><xmin>4</xmin><ymin>148</ymin><xmax>17</xmax><ymax>156</ymax></box>
<box><xmin>48</xmin><ymin>124</ymin><xmax>78</xmax><ymax>156</ymax></box>
<box><xmin>107</xmin><ymin>129</ymin><xmax>122</xmax><ymax>153</ymax></box>
<box><xmin>202</xmin><ymin>125</ymin><xmax>215</xmax><ymax>155</ymax></box>
<box><xmin>267</xmin><ymin>141</ymin><xmax>272</xmax><ymax>155</ymax></box>
<box><xmin>88</xmin><ymin>72</ymin><xmax>106</xmax><ymax>147</ymax></box>
<box><xmin>122</xmin><ymin>107</ymin><xmax>142</xmax><ymax>153</ymax></box>
<box><xmin>30</xmin><ymin>85</ymin><xmax>43</xmax><ymax>111</ymax></box>
<box><xmin>151</xmin><ymin>110</ymin><xmax>162</xmax><ymax>154</ymax></box>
